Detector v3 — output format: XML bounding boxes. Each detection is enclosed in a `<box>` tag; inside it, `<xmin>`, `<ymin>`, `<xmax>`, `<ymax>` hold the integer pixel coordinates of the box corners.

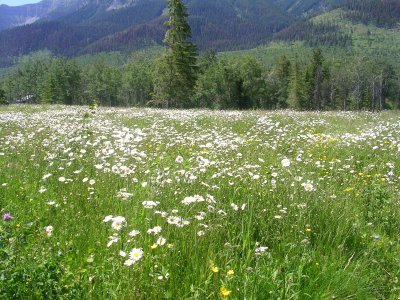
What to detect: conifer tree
<box><xmin>306</xmin><ymin>48</ymin><xmax>324</xmax><ymax>110</ymax></box>
<box><xmin>288</xmin><ymin>60</ymin><xmax>307</xmax><ymax>109</ymax></box>
<box><xmin>152</xmin><ymin>0</ymin><xmax>197</xmax><ymax>108</ymax></box>
<box><xmin>0</xmin><ymin>87</ymin><xmax>6</xmax><ymax>104</ymax></box>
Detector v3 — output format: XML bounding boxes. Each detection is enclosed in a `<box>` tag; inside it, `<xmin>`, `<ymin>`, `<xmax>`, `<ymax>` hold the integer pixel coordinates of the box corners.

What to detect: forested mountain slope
<box><xmin>0</xmin><ymin>0</ymin><xmax>398</xmax><ymax>67</ymax></box>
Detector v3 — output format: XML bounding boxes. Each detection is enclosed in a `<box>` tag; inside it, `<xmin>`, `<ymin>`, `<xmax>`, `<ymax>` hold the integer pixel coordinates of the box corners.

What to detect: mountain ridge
<box><xmin>0</xmin><ymin>0</ymin><xmax>398</xmax><ymax>67</ymax></box>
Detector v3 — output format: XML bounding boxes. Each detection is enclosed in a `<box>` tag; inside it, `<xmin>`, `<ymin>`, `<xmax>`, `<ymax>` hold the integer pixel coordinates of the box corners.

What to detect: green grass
<box><xmin>1</xmin><ymin>106</ymin><xmax>400</xmax><ymax>299</ymax></box>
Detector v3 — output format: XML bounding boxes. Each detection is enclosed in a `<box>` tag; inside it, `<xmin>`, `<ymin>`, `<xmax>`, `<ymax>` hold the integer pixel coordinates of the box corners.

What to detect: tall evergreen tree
<box><xmin>305</xmin><ymin>48</ymin><xmax>324</xmax><ymax>110</ymax></box>
<box><xmin>0</xmin><ymin>87</ymin><xmax>6</xmax><ymax>104</ymax></box>
<box><xmin>273</xmin><ymin>55</ymin><xmax>291</xmax><ymax>108</ymax></box>
<box><xmin>152</xmin><ymin>0</ymin><xmax>197</xmax><ymax>108</ymax></box>
<box><xmin>288</xmin><ymin>60</ymin><xmax>307</xmax><ymax>109</ymax></box>
<box><xmin>40</xmin><ymin>58</ymin><xmax>82</xmax><ymax>105</ymax></box>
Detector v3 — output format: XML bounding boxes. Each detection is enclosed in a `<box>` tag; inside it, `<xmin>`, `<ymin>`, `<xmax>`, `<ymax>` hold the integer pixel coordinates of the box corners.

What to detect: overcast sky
<box><xmin>0</xmin><ymin>0</ymin><xmax>41</xmax><ymax>6</ymax></box>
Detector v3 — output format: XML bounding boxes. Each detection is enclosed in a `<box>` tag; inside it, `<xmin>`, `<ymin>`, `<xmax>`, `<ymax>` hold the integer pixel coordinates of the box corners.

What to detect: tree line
<box><xmin>1</xmin><ymin>48</ymin><xmax>399</xmax><ymax>111</ymax></box>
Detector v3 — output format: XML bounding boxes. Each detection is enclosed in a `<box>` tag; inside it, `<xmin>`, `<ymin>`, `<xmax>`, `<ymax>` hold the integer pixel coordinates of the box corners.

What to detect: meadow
<box><xmin>1</xmin><ymin>105</ymin><xmax>400</xmax><ymax>299</ymax></box>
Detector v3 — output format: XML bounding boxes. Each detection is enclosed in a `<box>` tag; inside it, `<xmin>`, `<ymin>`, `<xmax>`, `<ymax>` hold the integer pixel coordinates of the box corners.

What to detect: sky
<box><xmin>0</xmin><ymin>0</ymin><xmax>41</xmax><ymax>6</ymax></box>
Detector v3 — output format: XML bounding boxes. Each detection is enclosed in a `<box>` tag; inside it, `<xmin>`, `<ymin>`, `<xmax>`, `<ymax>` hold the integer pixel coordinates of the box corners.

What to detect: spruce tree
<box><xmin>153</xmin><ymin>0</ymin><xmax>197</xmax><ymax>108</ymax></box>
<box><xmin>288</xmin><ymin>60</ymin><xmax>307</xmax><ymax>110</ymax></box>
<box><xmin>0</xmin><ymin>87</ymin><xmax>6</xmax><ymax>105</ymax></box>
<box><xmin>305</xmin><ymin>48</ymin><xmax>324</xmax><ymax>110</ymax></box>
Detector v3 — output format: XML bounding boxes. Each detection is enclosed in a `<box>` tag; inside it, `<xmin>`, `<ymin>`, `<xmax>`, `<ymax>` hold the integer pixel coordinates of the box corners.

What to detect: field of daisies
<box><xmin>1</xmin><ymin>105</ymin><xmax>400</xmax><ymax>299</ymax></box>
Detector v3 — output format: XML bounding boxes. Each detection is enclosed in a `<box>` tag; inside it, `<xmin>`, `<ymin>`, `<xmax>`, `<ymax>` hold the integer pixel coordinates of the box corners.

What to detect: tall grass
<box><xmin>1</xmin><ymin>106</ymin><xmax>399</xmax><ymax>299</ymax></box>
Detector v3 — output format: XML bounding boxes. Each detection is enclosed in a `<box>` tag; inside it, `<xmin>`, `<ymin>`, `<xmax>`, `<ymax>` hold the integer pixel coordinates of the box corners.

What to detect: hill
<box><xmin>0</xmin><ymin>0</ymin><xmax>398</xmax><ymax>68</ymax></box>
<box><xmin>0</xmin><ymin>0</ymin><xmax>348</xmax><ymax>67</ymax></box>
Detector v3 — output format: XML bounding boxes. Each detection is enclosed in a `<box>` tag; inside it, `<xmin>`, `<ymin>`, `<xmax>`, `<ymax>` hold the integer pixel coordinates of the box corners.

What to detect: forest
<box><xmin>0</xmin><ymin>48</ymin><xmax>399</xmax><ymax>111</ymax></box>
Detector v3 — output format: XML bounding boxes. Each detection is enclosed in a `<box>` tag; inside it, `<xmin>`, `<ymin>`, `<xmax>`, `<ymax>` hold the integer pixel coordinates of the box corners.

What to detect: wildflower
<box><xmin>302</xmin><ymin>181</ymin><xmax>314</xmax><ymax>192</ymax></box>
<box><xmin>107</xmin><ymin>234</ymin><xmax>119</xmax><ymax>247</ymax></box>
<box><xmin>182</xmin><ymin>196</ymin><xmax>196</xmax><ymax>205</ymax></box>
<box><xmin>176</xmin><ymin>217</ymin><xmax>190</xmax><ymax>227</ymax></box>
<box><xmin>124</xmin><ymin>259</ymin><xmax>134</xmax><ymax>266</ymax></box>
<box><xmin>197</xmin><ymin>230</ymin><xmax>205</xmax><ymax>236</ymax></box>
<box><xmin>294</xmin><ymin>176</ymin><xmax>303</xmax><ymax>182</ymax></box>
<box><xmin>117</xmin><ymin>189</ymin><xmax>133</xmax><ymax>200</ymax></box>
<box><xmin>218</xmin><ymin>210</ymin><xmax>227</xmax><ymax>217</ymax></box>
<box><xmin>181</xmin><ymin>195</ymin><xmax>204</xmax><ymax>205</ymax></box>
<box><xmin>227</xmin><ymin>270</ymin><xmax>234</xmax><ymax>276</ymax></box>
<box><xmin>167</xmin><ymin>216</ymin><xmax>189</xmax><ymax>227</ymax></box>
<box><xmin>42</xmin><ymin>173</ymin><xmax>52</xmax><ymax>180</ymax></box>
<box><xmin>44</xmin><ymin>225</ymin><xmax>54</xmax><ymax>237</ymax></box>
<box><xmin>281</xmin><ymin>158</ymin><xmax>291</xmax><ymax>167</ymax></box>
<box><xmin>206</xmin><ymin>194</ymin><xmax>215</xmax><ymax>203</ymax></box>
<box><xmin>128</xmin><ymin>230</ymin><xmax>140</xmax><ymax>237</ymax></box>
<box><xmin>111</xmin><ymin>216</ymin><xmax>126</xmax><ymax>231</ymax></box>
<box><xmin>147</xmin><ymin>226</ymin><xmax>162</xmax><ymax>235</ymax></box>
<box><xmin>255</xmin><ymin>246</ymin><xmax>268</xmax><ymax>255</ymax></box>
<box><xmin>175</xmin><ymin>155</ymin><xmax>184</xmax><ymax>163</ymax></box>
<box><xmin>129</xmin><ymin>248</ymin><xmax>143</xmax><ymax>262</ymax></box>
<box><xmin>119</xmin><ymin>251</ymin><xmax>127</xmax><ymax>257</ymax></box>
<box><xmin>103</xmin><ymin>215</ymin><xmax>113</xmax><ymax>222</ymax></box>
<box><xmin>156</xmin><ymin>236</ymin><xmax>166</xmax><ymax>246</ymax></box>
<box><xmin>211</xmin><ymin>266</ymin><xmax>219</xmax><ymax>273</ymax></box>
<box><xmin>58</xmin><ymin>177</ymin><xmax>66</xmax><ymax>182</ymax></box>
<box><xmin>195</xmin><ymin>212</ymin><xmax>206</xmax><ymax>220</ymax></box>
<box><xmin>3</xmin><ymin>213</ymin><xmax>13</xmax><ymax>221</ymax></box>
<box><xmin>167</xmin><ymin>216</ymin><xmax>178</xmax><ymax>224</ymax></box>
<box><xmin>142</xmin><ymin>201</ymin><xmax>159</xmax><ymax>209</ymax></box>
<box><xmin>220</xmin><ymin>287</ymin><xmax>232</xmax><ymax>297</ymax></box>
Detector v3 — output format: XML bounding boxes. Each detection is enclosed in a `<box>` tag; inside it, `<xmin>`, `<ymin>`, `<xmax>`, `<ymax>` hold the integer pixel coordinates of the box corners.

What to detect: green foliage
<box><xmin>121</xmin><ymin>61</ymin><xmax>153</xmax><ymax>107</ymax></box>
<box><xmin>287</xmin><ymin>60</ymin><xmax>307</xmax><ymax>109</ymax></box>
<box><xmin>305</xmin><ymin>48</ymin><xmax>325</xmax><ymax>110</ymax></box>
<box><xmin>266</xmin><ymin>55</ymin><xmax>291</xmax><ymax>108</ymax></box>
<box><xmin>83</xmin><ymin>60</ymin><xmax>122</xmax><ymax>107</ymax></box>
<box><xmin>0</xmin><ymin>87</ymin><xmax>6</xmax><ymax>105</ymax></box>
<box><xmin>152</xmin><ymin>0</ymin><xmax>198</xmax><ymax>108</ymax></box>
<box><xmin>194</xmin><ymin>56</ymin><xmax>266</xmax><ymax>109</ymax></box>
<box><xmin>0</xmin><ymin>221</ymin><xmax>84</xmax><ymax>299</ymax></box>
<box><xmin>1</xmin><ymin>43</ymin><xmax>399</xmax><ymax>110</ymax></box>
<box><xmin>40</xmin><ymin>58</ymin><xmax>82</xmax><ymax>105</ymax></box>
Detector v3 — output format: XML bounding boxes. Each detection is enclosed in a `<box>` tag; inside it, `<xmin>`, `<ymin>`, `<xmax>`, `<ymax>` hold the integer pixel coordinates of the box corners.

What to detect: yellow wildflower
<box><xmin>212</xmin><ymin>266</ymin><xmax>219</xmax><ymax>273</ymax></box>
<box><xmin>220</xmin><ymin>286</ymin><xmax>231</xmax><ymax>297</ymax></box>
